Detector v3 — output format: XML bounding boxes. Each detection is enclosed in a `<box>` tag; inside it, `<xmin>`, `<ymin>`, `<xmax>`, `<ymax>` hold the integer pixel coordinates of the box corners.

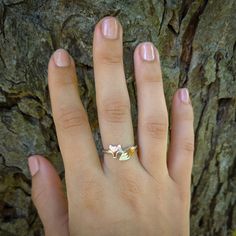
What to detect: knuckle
<box><xmin>79</xmin><ymin>180</ymin><xmax>105</xmax><ymax>213</ymax></box>
<box><xmin>177</xmin><ymin>105</ymin><xmax>194</xmax><ymax>122</ymax></box>
<box><xmin>146</xmin><ymin>77</ymin><xmax>162</xmax><ymax>84</ymax></box>
<box><xmin>57</xmin><ymin>106</ymin><xmax>88</xmax><ymax>130</ymax></box>
<box><xmin>100</xmin><ymin>52</ymin><xmax>123</xmax><ymax>66</ymax></box>
<box><xmin>101</xmin><ymin>99</ymin><xmax>130</xmax><ymax>123</ymax></box>
<box><xmin>144</xmin><ymin>118</ymin><xmax>168</xmax><ymax>140</ymax></box>
<box><xmin>57</xmin><ymin>74</ymin><xmax>77</xmax><ymax>86</ymax></box>
<box><xmin>119</xmin><ymin>173</ymin><xmax>142</xmax><ymax>208</ymax></box>
<box><xmin>182</xmin><ymin>111</ymin><xmax>194</xmax><ymax>122</ymax></box>
<box><xmin>58</xmin><ymin>213</ymin><xmax>69</xmax><ymax>232</ymax></box>
<box><xmin>182</xmin><ymin>140</ymin><xmax>194</xmax><ymax>153</ymax></box>
<box><xmin>179</xmin><ymin>188</ymin><xmax>191</xmax><ymax>202</ymax></box>
<box><xmin>144</xmin><ymin>71</ymin><xmax>162</xmax><ymax>84</ymax></box>
<box><xmin>118</xmin><ymin>171</ymin><xmax>147</xmax><ymax>211</ymax></box>
<box><xmin>32</xmin><ymin>187</ymin><xmax>46</xmax><ymax>208</ymax></box>
<box><xmin>123</xmin><ymin>177</ymin><xmax>140</xmax><ymax>195</ymax></box>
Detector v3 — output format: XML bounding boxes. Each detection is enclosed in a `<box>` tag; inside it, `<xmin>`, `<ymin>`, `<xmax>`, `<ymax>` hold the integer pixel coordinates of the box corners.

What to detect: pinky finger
<box><xmin>167</xmin><ymin>89</ymin><xmax>194</xmax><ymax>191</ymax></box>
<box><xmin>28</xmin><ymin>155</ymin><xmax>69</xmax><ymax>236</ymax></box>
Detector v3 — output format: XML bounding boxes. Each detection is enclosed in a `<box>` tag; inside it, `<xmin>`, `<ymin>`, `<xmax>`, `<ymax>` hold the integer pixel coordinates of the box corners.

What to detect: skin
<box><xmin>29</xmin><ymin>17</ymin><xmax>194</xmax><ymax>236</ymax></box>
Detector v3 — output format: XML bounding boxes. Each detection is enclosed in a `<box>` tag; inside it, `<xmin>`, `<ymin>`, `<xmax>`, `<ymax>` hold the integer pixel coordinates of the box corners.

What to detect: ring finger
<box><xmin>93</xmin><ymin>17</ymin><xmax>141</xmax><ymax>174</ymax></box>
<box><xmin>134</xmin><ymin>43</ymin><xmax>169</xmax><ymax>179</ymax></box>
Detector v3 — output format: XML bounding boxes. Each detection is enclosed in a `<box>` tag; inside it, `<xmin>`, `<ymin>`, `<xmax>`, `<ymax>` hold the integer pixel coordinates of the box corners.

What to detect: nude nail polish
<box><xmin>102</xmin><ymin>17</ymin><xmax>119</xmax><ymax>39</ymax></box>
<box><xmin>179</xmin><ymin>88</ymin><xmax>190</xmax><ymax>104</ymax></box>
<box><xmin>53</xmin><ymin>49</ymin><xmax>71</xmax><ymax>67</ymax></box>
<box><xmin>140</xmin><ymin>42</ymin><xmax>156</xmax><ymax>61</ymax></box>
<box><xmin>28</xmin><ymin>156</ymin><xmax>40</xmax><ymax>176</ymax></box>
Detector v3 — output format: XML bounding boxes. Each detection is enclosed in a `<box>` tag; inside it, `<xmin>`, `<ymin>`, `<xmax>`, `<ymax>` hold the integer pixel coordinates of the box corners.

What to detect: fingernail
<box><xmin>140</xmin><ymin>42</ymin><xmax>156</xmax><ymax>61</ymax></box>
<box><xmin>102</xmin><ymin>17</ymin><xmax>119</xmax><ymax>39</ymax></box>
<box><xmin>28</xmin><ymin>156</ymin><xmax>40</xmax><ymax>177</ymax></box>
<box><xmin>53</xmin><ymin>49</ymin><xmax>71</xmax><ymax>67</ymax></box>
<box><xmin>179</xmin><ymin>88</ymin><xmax>190</xmax><ymax>104</ymax></box>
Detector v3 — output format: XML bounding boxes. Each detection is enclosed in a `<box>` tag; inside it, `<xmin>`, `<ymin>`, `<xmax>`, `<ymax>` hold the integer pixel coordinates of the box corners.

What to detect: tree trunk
<box><xmin>0</xmin><ymin>0</ymin><xmax>235</xmax><ymax>235</ymax></box>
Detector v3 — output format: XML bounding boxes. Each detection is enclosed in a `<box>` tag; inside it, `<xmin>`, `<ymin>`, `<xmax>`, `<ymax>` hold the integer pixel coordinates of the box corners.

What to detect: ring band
<box><xmin>103</xmin><ymin>144</ymin><xmax>138</xmax><ymax>161</ymax></box>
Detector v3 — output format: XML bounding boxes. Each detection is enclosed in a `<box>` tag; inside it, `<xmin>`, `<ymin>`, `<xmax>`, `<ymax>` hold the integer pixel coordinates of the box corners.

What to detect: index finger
<box><xmin>48</xmin><ymin>49</ymin><xmax>103</xmax><ymax>181</ymax></box>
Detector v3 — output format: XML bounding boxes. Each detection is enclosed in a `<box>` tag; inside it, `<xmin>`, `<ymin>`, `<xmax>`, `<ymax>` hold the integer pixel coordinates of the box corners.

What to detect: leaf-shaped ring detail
<box><xmin>102</xmin><ymin>144</ymin><xmax>137</xmax><ymax>161</ymax></box>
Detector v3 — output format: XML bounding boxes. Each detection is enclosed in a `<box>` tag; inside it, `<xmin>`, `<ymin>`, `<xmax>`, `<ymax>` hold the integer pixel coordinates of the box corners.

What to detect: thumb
<box><xmin>28</xmin><ymin>155</ymin><xmax>69</xmax><ymax>236</ymax></box>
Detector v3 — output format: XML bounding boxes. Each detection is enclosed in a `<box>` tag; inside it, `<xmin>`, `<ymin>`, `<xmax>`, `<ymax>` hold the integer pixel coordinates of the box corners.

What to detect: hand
<box><xmin>28</xmin><ymin>16</ymin><xmax>194</xmax><ymax>236</ymax></box>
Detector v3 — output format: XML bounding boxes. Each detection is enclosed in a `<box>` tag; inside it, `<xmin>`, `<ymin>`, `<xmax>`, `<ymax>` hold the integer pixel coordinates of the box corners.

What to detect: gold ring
<box><xmin>102</xmin><ymin>144</ymin><xmax>138</xmax><ymax>161</ymax></box>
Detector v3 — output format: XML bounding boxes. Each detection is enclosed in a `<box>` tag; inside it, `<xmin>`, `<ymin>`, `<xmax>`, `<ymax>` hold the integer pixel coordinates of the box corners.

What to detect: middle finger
<box><xmin>93</xmin><ymin>17</ymin><xmax>141</xmax><ymax>174</ymax></box>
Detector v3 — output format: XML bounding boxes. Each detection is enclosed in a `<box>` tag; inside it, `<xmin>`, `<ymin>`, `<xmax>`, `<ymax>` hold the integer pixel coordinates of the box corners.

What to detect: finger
<box><xmin>167</xmin><ymin>88</ymin><xmax>194</xmax><ymax>190</ymax></box>
<box><xmin>134</xmin><ymin>42</ymin><xmax>169</xmax><ymax>178</ymax></box>
<box><xmin>93</xmin><ymin>17</ymin><xmax>140</xmax><ymax>173</ymax></box>
<box><xmin>28</xmin><ymin>155</ymin><xmax>69</xmax><ymax>236</ymax></box>
<box><xmin>48</xmin><ymin>49</ymin><xmax>102</xmax><ymax>182</ymax></box>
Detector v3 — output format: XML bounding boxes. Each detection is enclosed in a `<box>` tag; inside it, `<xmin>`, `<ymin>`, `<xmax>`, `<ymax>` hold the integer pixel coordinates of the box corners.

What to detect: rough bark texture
<box><xmin>0</xmin><ymin>0</ymin><xmax>235</xmax><ymax>235</ymax></box>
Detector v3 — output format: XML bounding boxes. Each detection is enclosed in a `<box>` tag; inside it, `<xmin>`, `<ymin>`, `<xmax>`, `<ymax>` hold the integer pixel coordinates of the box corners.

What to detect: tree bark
<box><xmin>0</xmin><ymin>0</ymin><xmax>235</xmax><ymax>235</ymax></box>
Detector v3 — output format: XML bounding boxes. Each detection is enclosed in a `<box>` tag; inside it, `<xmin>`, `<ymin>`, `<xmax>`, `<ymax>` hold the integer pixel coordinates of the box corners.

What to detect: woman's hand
<box><xmin>28</xmin><ymin>17</ymin><xmax>194</xmax><ymax>236</ymax></box>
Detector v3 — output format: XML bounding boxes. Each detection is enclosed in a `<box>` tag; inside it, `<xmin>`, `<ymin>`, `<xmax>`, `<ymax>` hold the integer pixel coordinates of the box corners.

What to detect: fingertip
<box><xmin>29</xmin><ymin>155</ymin><xmax>64</xmax><ymax>184</ymax></box>
<box><xmin>94</xmin><ymin>16</ymin><xmax>123</xmax><ymax>38</ymax></box>
<box><xmin>28</xmin><ymin>155</ymin><xmax>69</xmax><ymax>235</ymax></box>
<box><xmin>134</xmin><ymin>42</ymin><xmax>160</xmax><ymax>63</ymax></box>
<box><xmin>93</xmin><ymin>16</ymin><xmax>123</xmax><ymax>59</ymax></box>
<box><xmin>48</xmin><ymin>48</ymin><xmax>75</xmax><ymax>68</ymax></box>
<box><xmin>178</xmin><ymin>88</ymin><xmax>190</xmax><ymax>104</ymax></box>
<box><xmin>173</xmin><ymin>88</ymin><xmax>192</xmax><ymax>105</ymax></box>
<box><xmin>133</xmin><ymin>42</ymin><xmax>162</xmax><ymax>86</ymax></box>
<box><xmin>28</xmin><ymin>155</ymin><xmax>56</xmax><ymax>177</ymax></box>
<box><xmin>28</xmin><ymin>155</ymin><xmax>40</xmax><ymax>177</ymax></box>
<box><xmin>168</xmin><ymin>88</ymin><xmax>194</xmax><ymax>187</ymax></box>
<box><xmin>172</xmin><ymin>88</ymin><xmax>194</xmax><ymax>121</ymax></box>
